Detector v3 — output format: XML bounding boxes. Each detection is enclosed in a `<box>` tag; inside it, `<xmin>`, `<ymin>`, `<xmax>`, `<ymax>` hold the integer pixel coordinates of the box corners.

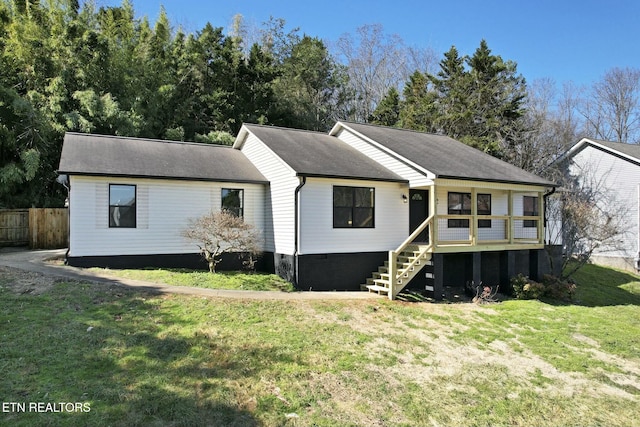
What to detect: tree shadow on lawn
<box><xmin>566</xmin><ymin>263</ymin><xmax>640</xmax><ymax>307</ymax></box>
<box><xmin>0</xmin><ymin>282</ymin><xmax>293</xmax><ymax>426</ymax></box>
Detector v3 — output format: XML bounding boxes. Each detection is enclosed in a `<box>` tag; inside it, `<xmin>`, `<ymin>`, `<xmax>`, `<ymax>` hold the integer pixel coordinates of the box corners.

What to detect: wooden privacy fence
<box><xmin>0</xmin><ymin>208</ymin><xmax>68</xmax><ymax>249</ymax></box>
<box><xmin>0</xmin><ymin>209</ymin><xmax>29</xmax><ymax>247</ymax></box>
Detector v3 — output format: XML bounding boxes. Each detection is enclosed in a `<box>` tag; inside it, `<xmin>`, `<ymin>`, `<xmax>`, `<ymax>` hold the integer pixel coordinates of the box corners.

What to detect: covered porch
<box><xmin>366</xmin><ymin>179</ymin><xmax>550</xmax><ymax>300</ymax></box>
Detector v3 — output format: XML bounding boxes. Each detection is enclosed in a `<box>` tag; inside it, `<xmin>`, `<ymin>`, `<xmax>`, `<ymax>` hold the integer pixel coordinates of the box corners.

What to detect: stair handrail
<box><xmin>395</xmin><ymin>214</ymin><xmax>434</xmax><ymax>254</ymax></box>
<box><xmin>388</xmin><ymin>214</ymin><xmax>435</xmax><ymax>300</ymax></box>
<box><xmin>396</xmin><ymin>241</ymin><xmax>434</xmax><ymax>281</ymax></box>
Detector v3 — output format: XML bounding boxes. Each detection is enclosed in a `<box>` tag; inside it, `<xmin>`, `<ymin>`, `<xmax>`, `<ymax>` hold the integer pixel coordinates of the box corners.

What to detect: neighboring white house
<box><xmin>561</xmin><ymin>137</ymin><xmax>640</xmax><ymax>273</ymax></box>
<box><xmin>59</xmin><ymin>122</ymin><xmax>558</xmax><ymax>299</ymax></box>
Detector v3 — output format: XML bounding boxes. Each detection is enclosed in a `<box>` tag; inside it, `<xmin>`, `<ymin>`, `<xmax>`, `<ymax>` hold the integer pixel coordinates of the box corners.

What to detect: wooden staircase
<box><xmin>362</xmin><ymin>214</ymin><xmax>435</xmax><ymax>300</ymax></box>
<box><xmin>363</xmin><ymin>244</ymin><xmax>432</xmax><ymax>298</ymax></box>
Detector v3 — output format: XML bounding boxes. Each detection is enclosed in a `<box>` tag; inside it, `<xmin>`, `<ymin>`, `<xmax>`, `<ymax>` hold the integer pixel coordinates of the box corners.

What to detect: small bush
<box><xmin>542</xmin><ymin>274</ymin><xmax>577</xmax><ymax>301</ymax></box>
<box><xmin>511</xmin><ymin>274</ymin><xmax>544</xmax><ymax>300</ymax></box>
<box><xmin>511</xmin><ymin>273</ymin><xmax>576</xmax><ymax>301</ymax></box>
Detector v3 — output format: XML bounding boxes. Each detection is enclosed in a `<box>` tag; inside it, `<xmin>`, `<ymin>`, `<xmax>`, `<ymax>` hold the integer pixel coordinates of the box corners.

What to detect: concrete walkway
<box><xmin>0</xmin><ymin>248</ymin><xmax>381</xmax><ymax>300</ymax></box>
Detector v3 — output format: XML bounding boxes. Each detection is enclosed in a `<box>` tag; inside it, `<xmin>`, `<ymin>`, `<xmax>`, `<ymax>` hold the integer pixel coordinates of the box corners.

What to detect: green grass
<box><xmin>88</xmin><ymin>267</ymin><xmax>296</xmax><ymax>292</ymax></box>
<box><xmin>1</xmin><ymin>263</ymin><xmax>639</xmax><ymax>426</ymax></box>
<box><xmin>569</xmin><ymin>262</ymin><xmax>640</xmax><ymax>306</ymax></box>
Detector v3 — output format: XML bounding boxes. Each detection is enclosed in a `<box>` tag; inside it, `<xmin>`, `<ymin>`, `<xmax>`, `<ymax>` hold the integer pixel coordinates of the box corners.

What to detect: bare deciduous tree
<box><xmin>546</xmin><ymin>164</ymin><xmax>630</xmax><ymax>278</ymax></box>
<box><xmin>513</xmin><ymin>78</ymin><xmax>581</xmax><ymax>174</ymax></box>
<box><xmin>580</xmin><ymin>67</ymin><xmax>640</xmax><ymax>143</ymax></box>
<box><xmin>182</xmin><ymin>210</ymin><xmax>262</xmax><ymax>273</ymax></box>
<box><xmin>336</xmin><ymin>23</ymin><xmax>438</xmax><ymax>123</ymax></box>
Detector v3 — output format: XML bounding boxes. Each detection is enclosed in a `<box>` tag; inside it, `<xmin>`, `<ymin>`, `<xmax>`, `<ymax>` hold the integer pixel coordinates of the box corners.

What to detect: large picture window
<box><xmin>222</xmin><ymin>189</ymin><xmax>244</xmax><ymax>217</ymax></box>
<box><xmin>448</xmin><ymin>192</ymin><xmax>471</xmax><ymax>228</ymax></box>
<box><xmin>523</xmin><ymin>196</ymin><xmax>539</xmax><ymax>228</ymax></box>
<box><xmin>109</xmin><ymin>184</ymin><xmax>136</xmax><ymax>228</ymax></box>
<box><xmin>333</xmin><ymin>186</ymin><xmax>375</xmax><ymax>228</ymax></box>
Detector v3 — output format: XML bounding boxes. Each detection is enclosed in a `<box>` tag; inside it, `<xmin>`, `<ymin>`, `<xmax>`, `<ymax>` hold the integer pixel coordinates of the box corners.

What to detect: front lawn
<box><xmin>0</xmin><ymin>264</ymin><xmax>638</xmax><ymax>426</ymax></box>
<box><xmin>87</xmin><ymin>267</ymin><xmax>296</xmax><ymax>292</ymax></box>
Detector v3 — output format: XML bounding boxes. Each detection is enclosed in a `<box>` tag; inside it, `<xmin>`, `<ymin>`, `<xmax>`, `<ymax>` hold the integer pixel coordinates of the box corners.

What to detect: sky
<box><xmin>94</xmin><ymin>0</ymin><xmax>640</xmax><ymax>88</ymax></box>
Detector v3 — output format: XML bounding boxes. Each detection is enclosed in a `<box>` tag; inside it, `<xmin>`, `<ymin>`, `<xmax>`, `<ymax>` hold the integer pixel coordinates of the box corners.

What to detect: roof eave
<box><xmin>297</xmin><ymin>172</ymin><xmax>408</xmax><ymax>184</ymax></box>
<box><xmin>59</xmin><ymin>171</ymin><xmax>269</xmax><ymax>185</ymax></box>
<box><xmin>436</xmin><ymin>175</ymin><xmax>556</xmax><ymax>188</ymax></box>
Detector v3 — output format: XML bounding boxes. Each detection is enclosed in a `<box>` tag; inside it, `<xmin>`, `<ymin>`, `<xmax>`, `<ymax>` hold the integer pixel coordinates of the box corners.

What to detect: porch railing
<box><xmin>436</xmin><ymin>214</ymin><xmax>543</xmax><ymax>245</ymax></box>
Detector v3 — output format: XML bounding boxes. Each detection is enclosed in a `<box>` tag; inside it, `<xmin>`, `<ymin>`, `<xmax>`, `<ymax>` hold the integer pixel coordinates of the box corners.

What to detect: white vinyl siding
<box><xmin>570</xmin><ymin>144</ymin><xmax>640</xmax><ymax>258</ymax></box>
<box><xmin>299</xmin><ymin>178</ymin><xmax>409</xmax><ymax>254</ymax></box>
<box><xmin>239</xmin><ymin>131</ymin><xmax>300</xmax><ymax>255</ymax></box>
<box><xmin>69</xmin><ymin>176</ymin><xmax>266</xmax><ymax>257</ymax></box>
<box><xmin>335</xmin><ymin>128</ymin><xmax>434</xmax><ymax>187</ymax></box>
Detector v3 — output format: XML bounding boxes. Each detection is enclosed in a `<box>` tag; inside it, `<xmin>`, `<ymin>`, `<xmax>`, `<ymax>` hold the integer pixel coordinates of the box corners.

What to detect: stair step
<box><xmin>402</xmin><ymin>262</ymin><xmax>419</xmax><ymax>268</ymax></box>
<box><xmin>366</xmin><ymin>284</ymin><xmax>390</xmax><ymax>294</ymax></box>
<box><xmin>364</xmin><ymin>244</ymin><xmax>433</xmax><ymax>299</ymax></box>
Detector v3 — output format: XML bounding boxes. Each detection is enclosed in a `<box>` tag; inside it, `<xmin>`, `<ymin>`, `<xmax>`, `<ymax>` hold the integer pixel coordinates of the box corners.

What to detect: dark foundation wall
<box><xmin>296</xmin><ymin>252</ymin><xmax>388</xmax><ymax>291</ymax></box>
<box><xmin>273</xmin><ymin>253</ymin><xmax>295</xmax><ymax>284</ymax></box>
<box><xmin>68</xmin><ymin>252</ymin><xmax>275</xmax><ymax>273</ymax></box>
<box><xmin>442</xmin><ymin>253</ymin><xmax>473</xmax><ymax>286</ymax></box>
<box><xmin>438</xmin><ymin>249</ymin><xmax>552</xmax><ymax>293</ymax></box>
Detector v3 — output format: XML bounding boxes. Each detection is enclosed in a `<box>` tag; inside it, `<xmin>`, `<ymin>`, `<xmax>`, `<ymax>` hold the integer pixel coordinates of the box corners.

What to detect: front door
<box><xmin>409</xmin><ymin>189</ymin><xmax>429</xmax><ymax>242</ymax></box>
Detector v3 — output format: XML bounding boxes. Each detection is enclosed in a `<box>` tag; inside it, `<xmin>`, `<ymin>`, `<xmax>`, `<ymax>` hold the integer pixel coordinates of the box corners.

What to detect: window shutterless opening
<box><xmin>109</xmin><ymin>184</ymin><xmax>136</xmax><ymax>228</ymax></box>
<box><xmin>222</xmin><ymin>188</ymin><xmax>244</xmax><ymax>217</ymax></box>
<box><xmin>333</xmin><ymin>186</ymin><xmax>375</xmax><ymax>228</ymax></box>
<box><xmin>523</xmin><ymin>195</ymin><xmax>539</xmax><ymax>227</ymax></box>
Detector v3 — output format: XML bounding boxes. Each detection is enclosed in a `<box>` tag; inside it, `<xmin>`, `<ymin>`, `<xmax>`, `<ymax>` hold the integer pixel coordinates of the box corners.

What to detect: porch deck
<box><xmin>364</xmin><ymin>210</ymin><xmax>545</xmax><ymax>300</ymax></box>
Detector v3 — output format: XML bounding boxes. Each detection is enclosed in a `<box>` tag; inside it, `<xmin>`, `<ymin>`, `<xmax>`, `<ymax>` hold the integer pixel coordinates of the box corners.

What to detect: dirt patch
<box><xmin>303</xmin><ymin>299</ymin><xmax>640</xmax><ymax>403</ymax></box>
<box><xmin>0</xmin><ymin>266</ymin><xmax>60</xmax><ymax>295</ymax></box>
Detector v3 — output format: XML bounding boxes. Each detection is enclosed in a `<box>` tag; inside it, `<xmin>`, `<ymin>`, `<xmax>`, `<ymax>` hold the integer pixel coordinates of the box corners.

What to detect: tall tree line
<box><xmin>2</xmin><ymin>0</ymin><xmax>639</xmax><ymax>209</ymax></box>
<box><xmin>0</xmin><ymin>0</ymin><xmax>350</xmax><ymax>208</ymax></box>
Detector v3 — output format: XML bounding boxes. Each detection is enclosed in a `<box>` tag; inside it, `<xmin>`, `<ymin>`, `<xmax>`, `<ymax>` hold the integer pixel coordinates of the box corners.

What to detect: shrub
<box><xmin>511</xmin><ymin>274</ymin><xmax>545</xmax><ymax>300</ymax></box>
<box><xmin>542</xmin><ymin>274</ymin><xmax>577</xmax><ymax>301</ymax></box>
<box><xmin>510</xmin><ymin>273</ymin><xmax>576</xmax><ymax>301</ymax></box>
<box><xmin>182</xmin><ymin>210</ymin><xmax>262</xmax><ymax>273</ymax></box>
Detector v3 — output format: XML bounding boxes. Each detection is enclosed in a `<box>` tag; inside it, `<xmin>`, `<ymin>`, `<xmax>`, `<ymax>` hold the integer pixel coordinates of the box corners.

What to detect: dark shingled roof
<box><xmin>585</xmin><ymin>138</ymin><xmax>640</xmax><ymax>163</ymax></box>
<box><xmin>243</xmin><ymin>124</ymin><xmax>407</xmax><ymax>182</ymax></box>
<box><xmin>58</xmin><ymin>133</ymin><xmax>267</xmax><ymax>183</ymax></box>
<box><xmin>338</xmin><ymin>122</ymin><xmax>555</xmax><ymax>186</ymax></box>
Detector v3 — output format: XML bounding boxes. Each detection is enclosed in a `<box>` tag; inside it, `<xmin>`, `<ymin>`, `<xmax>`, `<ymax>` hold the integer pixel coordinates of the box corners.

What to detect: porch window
<box><xmin>523</xmin><ymin>196</ymin><xmax>539</xmax><ymax>227</ymax></box>
<box><xmin>477</xmin><ymin>194</ymin><xmax>491</xmax><ymax>228</ymax></box>
<box><xmin>333</xmin><ymin>186</ymin><xmax>375</xmax><ymax>228</ymax></box>
<box><xmin>109</xmin><ymin>184</ymin><xmax>136</xmax><ymax>228</ymax></box>
<box><xmin>448</xmin><ymin>192</ymin><xmax>471</xmax><ymax>228</ymax></box>
<box><xmin>222</xmin><ymin>188</ymin><xmax>244</xmax><ymax>217</ymax></box>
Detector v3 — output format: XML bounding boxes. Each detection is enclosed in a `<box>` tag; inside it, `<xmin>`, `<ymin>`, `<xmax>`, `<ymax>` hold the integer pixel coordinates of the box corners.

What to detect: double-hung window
<box><xmin>477</xmin><ymin>194</ymin><xmax>492</xmax><ymax>228</ymax></box>
<box><xmin>109</xmin><ymin>184</ymin><xmax>136</xmax><ymax>228</ymax></box>
<box><xmin>333</xmin><ymin>186</ymin><xmax>375</xmax><ymax>228</ymax></box>
<box><xmin>523</xmin><ymin>196</ymin><xmax>539</xmax><ymax>227</ymax></box>
<box><xmin>447</xmin><ymin>192</ymin><xmax>471</xmax><ymax>228</ymax></box>
<box><xmin>222</xmin><ymin>189</ymin><xmax>244</xmax><ymax>217</ymax></box>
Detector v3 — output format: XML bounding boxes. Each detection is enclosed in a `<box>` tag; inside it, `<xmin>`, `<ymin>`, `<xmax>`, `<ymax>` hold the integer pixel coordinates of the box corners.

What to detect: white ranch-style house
<box><xmin>58</xmin><ymin>122</ymin><xmax>557</xmax><ymax>299</ymax></box>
